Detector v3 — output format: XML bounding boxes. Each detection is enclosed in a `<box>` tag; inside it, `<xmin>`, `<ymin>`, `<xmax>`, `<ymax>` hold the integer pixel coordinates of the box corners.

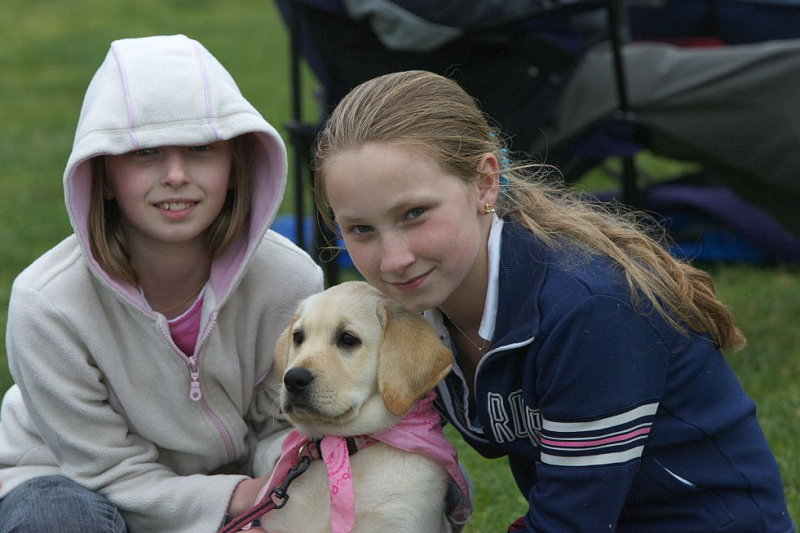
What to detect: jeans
<box><xmin>0</xmin><ymin>475</ymin><xmax>127</xmax><ymax>532</ymax></box>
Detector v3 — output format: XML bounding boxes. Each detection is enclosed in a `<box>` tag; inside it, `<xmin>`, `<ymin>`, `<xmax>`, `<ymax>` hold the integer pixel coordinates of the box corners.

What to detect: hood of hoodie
<box><xmin>64</xmin><ymin>34</ymin><xmax>287</xmax><ymax>312</ymax></box>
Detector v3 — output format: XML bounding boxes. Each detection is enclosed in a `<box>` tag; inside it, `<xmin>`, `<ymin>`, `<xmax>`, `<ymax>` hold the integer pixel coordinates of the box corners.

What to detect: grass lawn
<box><xmin>1</xmin><ymin>1</ymin><xmax>797</xmax><ymax>530</ymax></box>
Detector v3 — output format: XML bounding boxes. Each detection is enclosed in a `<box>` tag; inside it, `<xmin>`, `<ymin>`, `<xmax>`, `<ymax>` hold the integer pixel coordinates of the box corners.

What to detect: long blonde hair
<box><xmin>89</xmin><ymin>134</ymin><xmax>255</xmax><ymax>286</ymax></box>
<box><xmin>314</xmin><ymin>70</ymin><xmax>745</xmax><ymax>351</ymax></box>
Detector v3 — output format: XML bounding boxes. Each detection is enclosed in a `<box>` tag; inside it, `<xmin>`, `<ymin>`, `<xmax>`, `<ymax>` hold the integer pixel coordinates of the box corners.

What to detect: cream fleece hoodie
<box><xmin>0</xmin><ymin>35</ymin><xmax>323</xmax><ymax>532</ymax></box>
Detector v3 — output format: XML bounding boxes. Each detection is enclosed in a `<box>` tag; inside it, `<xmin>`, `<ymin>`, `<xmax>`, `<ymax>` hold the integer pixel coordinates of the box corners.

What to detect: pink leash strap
<box><xmin>217</xmin><ymin>453</ymin><xmax>311</xmax><ymax>533</ymax></box>
<box><xmin>320</xmin><ymin>435</ymin><xmax>358</xmax><ymax>533</ymax></box>
<box><xmin>226</xmin><ymin>434</ymin><xmax>371</xmax><ymax>533</ymax></box>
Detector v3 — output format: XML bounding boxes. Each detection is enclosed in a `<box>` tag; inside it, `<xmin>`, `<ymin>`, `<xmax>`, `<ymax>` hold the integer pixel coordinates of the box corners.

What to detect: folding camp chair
<box><xmin>274</xmin><ymin>0</ymin><xmax>640</xmax><ymax>284</ymax></box>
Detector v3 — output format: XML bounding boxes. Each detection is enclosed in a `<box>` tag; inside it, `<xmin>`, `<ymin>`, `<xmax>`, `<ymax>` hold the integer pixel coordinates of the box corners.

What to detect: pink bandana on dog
<box><xmin>246</xmin><ymin>392</ymin><xmax>472</xmax><ymax>532</ymax></box>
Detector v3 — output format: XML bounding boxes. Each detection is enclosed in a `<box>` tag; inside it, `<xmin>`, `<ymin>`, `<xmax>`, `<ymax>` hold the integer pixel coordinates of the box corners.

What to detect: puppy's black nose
<box><xmin>284</xmin><ymin>367</ymin><xmax>315</xmax><ymax>394</ymax></box>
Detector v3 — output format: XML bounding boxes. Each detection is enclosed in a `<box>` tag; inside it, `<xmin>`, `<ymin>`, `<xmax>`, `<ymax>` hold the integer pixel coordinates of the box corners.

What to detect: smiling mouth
<box><xmin>390</xmin><ymin>270</ymin><xmax>432</xmax><ymax>291</ymax></box>
<box><xmin>155</xmin><ymin>201</ymin><xmax>197</xmax><ymax>211</ymax></box>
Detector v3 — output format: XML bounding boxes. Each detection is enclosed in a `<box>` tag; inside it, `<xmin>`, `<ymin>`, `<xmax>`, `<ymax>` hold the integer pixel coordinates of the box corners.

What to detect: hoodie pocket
<box><xmin>638</xmin><ymin>456</ymin><xmax>734</xmax><ymax>529</ymax></box>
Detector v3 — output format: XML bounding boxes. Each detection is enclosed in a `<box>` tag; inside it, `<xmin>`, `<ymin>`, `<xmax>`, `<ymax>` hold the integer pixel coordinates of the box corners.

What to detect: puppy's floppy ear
<box><xmin>377</xmin><ymin>300</ymin><xmax>453</xmax><ymax>417</ymax></box>
<box><xmin>273</xmin><ymin>317</ymin><xmax>297</xmax><ymax>378</ymax></box>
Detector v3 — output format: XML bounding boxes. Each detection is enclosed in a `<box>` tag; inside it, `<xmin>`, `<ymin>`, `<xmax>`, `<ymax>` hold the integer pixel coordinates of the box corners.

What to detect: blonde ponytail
<box><xmin>314</xmin><ymin>70</ymin><xmax>745</xmax><ymax>351</ymax></box>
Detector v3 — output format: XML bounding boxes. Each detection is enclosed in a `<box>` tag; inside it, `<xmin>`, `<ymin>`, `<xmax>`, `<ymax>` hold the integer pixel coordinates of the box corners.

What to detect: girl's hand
<box><xmin>227</xmin><ymin>473</ymin><xmax>271</xmax><ymax>522</ymax></box>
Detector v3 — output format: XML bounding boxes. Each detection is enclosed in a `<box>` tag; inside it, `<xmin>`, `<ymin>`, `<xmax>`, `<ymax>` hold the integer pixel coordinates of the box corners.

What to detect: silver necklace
<box><xmin>446</xmin><ymin>315</ymin><xmax>488</xmax><ymax>354</ymax></box>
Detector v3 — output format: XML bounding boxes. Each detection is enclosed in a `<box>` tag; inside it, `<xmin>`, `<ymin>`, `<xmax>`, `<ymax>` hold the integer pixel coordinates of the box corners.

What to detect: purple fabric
<box><xmin>645</xmin><ymin>183</ymin><xmax>800</xmax><ymax>262</ymax></box>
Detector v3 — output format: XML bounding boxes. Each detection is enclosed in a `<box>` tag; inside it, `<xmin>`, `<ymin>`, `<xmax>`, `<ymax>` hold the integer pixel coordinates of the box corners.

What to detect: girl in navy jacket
<box><xmin>311</xmin><ymin>70</ymin><xmax>795</xmax><ymax>532</ymax></box>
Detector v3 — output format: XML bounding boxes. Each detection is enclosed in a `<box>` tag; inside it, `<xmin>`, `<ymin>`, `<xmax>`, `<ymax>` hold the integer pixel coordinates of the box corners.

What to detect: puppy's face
<box><xmin>274</xmin><ymin>281</ymin><xmax>453</xmax><ymax>438</ymax></box>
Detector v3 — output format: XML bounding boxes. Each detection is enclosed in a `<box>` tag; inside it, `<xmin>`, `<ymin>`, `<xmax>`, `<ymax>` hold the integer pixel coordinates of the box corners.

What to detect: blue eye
<box><xmin>407</xmin><ymin>207</ymin><xmax>425</xmax><ymax>219</ymax></box>
<box><xmin>351</xmin><ymin>224</ymin><xmax>373</xmax><ymax>235</ymax></box>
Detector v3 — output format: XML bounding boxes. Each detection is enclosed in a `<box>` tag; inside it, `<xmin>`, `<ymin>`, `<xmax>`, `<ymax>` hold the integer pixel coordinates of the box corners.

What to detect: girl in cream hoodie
<box><xmin>0</xmin><ymin>35</ymin><xmax>323</xmax><ymax>532</ymax></box>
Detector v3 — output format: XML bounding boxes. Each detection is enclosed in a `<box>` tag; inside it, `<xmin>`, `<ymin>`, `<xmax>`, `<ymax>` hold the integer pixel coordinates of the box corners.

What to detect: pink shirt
<box><xmin>168</xmin><ymin>290</ymin><xmax>205</xmax><ymax>355</ymax></box>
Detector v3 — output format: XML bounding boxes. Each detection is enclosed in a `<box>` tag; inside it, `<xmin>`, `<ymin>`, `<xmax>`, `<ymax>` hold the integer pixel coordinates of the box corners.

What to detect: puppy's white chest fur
<box><xmin>261</xmin><ymin>443</ymin><xmax>451</xmax><ymax>532</ymax></box>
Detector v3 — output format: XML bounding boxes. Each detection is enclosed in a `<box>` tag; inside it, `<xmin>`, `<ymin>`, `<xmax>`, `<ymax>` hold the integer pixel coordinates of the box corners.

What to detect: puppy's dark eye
<box><xmin>337</xmin><ymin>332</ymin><xmax>361</xmax><ymax>349</ymax></box>
<box><xmin>292</xmin><ymin>330</ymin><xmax>304</xmax><ymax>345</ymax></box>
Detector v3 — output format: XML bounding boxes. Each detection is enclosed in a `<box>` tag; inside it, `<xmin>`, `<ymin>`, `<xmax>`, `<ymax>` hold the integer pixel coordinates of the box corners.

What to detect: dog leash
<box><xmin>218</xmin><ymin>437</ymin><xmax>369</xmax><ymax>533</ymax></box>
<box><xmin>218</xmin><ymin>454</ymin><xmax>310</xmax><ymax>533</ymax></box>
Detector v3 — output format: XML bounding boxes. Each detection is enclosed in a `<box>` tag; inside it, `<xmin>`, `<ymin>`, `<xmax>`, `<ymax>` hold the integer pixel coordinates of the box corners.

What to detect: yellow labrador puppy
<box><xmin>260</xmin><ymin>281</ymin><xmax>470</xmax><ymax>533</ymax></box>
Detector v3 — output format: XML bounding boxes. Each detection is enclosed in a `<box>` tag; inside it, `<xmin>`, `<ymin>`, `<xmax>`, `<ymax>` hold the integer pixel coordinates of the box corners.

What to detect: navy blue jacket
<box><xmin>436</xmin><ymin>220</ymin><xmax>795</xmax><ymax>532</ymax></box>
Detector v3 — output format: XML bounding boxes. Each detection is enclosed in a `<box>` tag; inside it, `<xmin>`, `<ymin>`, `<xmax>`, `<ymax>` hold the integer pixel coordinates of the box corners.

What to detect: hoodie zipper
<box><xmin>157</xmin><ymin>317</ymin><xmax>206</xmax><ymax>402</ymax></box>
<box><xmin>187</xmin><ymin>311</ymin><xmax>219</xmax><ymax>402</ymax></box>
<box><xmin>186</xmin><ymin>355</ymin><xmax>202</xmax><ymax>401</ymax></box>
<box><xmin>157</xmin><ymin>312</ymin><xmax>238</xmax><ymax>461</ymax></box>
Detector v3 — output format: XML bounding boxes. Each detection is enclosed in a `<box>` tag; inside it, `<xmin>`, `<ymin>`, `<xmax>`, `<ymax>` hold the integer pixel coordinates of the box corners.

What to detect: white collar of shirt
<box><xmin>478</xmin><ymin>215</ymin><xmax>503</xmax><ymax>344</ymax></box>
<box><xmin>425</xmin><ymin>215</ymin><xmax>503</xmax><ymax>345</ymax></box>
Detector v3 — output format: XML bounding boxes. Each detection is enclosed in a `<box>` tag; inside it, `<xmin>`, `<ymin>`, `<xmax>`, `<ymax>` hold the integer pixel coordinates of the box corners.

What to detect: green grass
<box><xmin>1</xmin><ymin>1</ymin><xmax>797</xmax><ymax>530</ymax></box>
<box><xmin>713</xmin><ymin>266</ymin><xmax>800</xmax><ymax>511</ymax></box>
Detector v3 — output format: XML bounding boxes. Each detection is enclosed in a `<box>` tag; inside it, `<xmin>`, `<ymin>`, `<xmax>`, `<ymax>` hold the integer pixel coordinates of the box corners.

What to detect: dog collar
<box><xmin>296</xmin><ymin>434</ymin><xmax>375</xmax><ymax>461</ymax></box>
